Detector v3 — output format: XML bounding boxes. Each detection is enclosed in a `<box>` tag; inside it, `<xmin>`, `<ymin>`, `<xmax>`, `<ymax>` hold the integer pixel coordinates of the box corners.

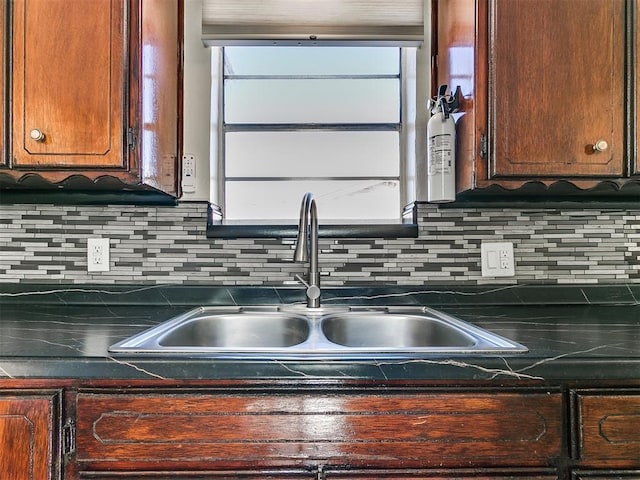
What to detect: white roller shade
<box><xmin>202</xmin><ymin>0</ymin><xmax>424</xmax><ymax>46</ymax></box>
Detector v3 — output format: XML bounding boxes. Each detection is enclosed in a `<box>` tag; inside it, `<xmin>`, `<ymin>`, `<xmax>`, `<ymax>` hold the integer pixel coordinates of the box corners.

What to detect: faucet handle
<box><xmin>294</xmin><ymin>274</ymin><xmax>321</xmax><ymax>307</ymax></box>
<box><xmin>294</xmin><ymin>273</ymin><xmax>309</xmax><ymax>288</ymax></box>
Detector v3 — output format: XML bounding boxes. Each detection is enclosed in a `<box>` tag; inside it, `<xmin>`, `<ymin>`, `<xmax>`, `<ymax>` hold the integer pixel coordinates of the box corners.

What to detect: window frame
<box><xmin>206</xmin><ymin>46</ymin><xmax>419</xmax><ymax>238</ymax></box>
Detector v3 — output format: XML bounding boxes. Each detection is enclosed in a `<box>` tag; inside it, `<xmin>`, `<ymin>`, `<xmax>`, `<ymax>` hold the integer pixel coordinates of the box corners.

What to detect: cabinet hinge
<box><xmin>479</xmin><ymin>134</ymin><xmax>488</xmax><ymax>159</ymax></box>
<box><xmin>62</xmin><ymin>419</ymin><xmax>76</xmax><ymax>457</ymax></box>
<box><xmin>127</xmin><ymin>127</ymin><xmax>137</xmax><ymax>148</ymax></box>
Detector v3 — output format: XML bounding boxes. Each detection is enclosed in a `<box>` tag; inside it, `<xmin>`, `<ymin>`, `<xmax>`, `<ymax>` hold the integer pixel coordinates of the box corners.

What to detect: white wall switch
<box><xmin>481</xmin><ymin>241</ymin><xmax>515</xmax><ymax>277</ymax></box>
<box><xmin>182</xmin><ymin>153</ymin><xmax>196</xmax><ymax>193</ymax></box>
<box><xmin>87</xmin><ymin>238</ymin><xmax>110</xmax><ymax>272</ymax></box>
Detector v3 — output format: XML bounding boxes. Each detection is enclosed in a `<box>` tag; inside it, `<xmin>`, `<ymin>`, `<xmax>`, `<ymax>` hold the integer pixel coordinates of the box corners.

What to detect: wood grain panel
<box><xmin>76</xmin><ymin>391</ymin><xmax>562</xmax><ymax>471</ymax></box>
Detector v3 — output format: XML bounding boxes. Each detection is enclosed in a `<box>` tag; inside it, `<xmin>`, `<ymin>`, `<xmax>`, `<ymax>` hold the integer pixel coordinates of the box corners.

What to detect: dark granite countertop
<box><xmin>0</xmin><ymin>284</ymin><xmax>638</xmax><ymax>382</ymax></box>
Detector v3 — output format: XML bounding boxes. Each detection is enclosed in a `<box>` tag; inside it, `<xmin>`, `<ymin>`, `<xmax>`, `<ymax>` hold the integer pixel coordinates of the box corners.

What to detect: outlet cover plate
<box><xmin>87</xmin><ymin>238</ymin><xmax>110</xmax><ymax>272</ymax></box>
<box><xmin>481</xmin><ymin>242</ymin><xmax>515</xmax><ymax>277</ymax></box>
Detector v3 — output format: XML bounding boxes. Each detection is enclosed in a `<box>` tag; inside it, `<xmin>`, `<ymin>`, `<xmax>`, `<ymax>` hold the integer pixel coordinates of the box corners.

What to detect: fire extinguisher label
<box><xmin>428</xmin><ymin>134</ymin><xmax>453</xmax><ymax>174</ymax></box>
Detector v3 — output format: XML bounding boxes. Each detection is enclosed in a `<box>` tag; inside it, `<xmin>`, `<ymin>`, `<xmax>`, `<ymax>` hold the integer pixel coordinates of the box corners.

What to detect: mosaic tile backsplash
<box><xmin>1</xmin><ymin>202</ymin><xmax>639</xmax><ymax>285</ymax></box>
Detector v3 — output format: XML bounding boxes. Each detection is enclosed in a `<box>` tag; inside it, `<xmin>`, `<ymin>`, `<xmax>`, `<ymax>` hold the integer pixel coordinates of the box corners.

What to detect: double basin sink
<box><xmin>110</xmin><ymin>305</ymin><xmax>527</xmax><ymax>359</ymax></box>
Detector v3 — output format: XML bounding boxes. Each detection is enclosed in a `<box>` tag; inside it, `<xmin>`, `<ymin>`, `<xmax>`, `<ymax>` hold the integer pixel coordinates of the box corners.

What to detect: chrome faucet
<box><xmin>293</xmin><ymin>192</ymin><xmax>321</xmax><ymax>308</ymax></box>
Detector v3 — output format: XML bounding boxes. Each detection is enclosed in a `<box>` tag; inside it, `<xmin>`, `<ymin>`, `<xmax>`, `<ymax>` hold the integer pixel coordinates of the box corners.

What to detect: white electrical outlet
<box><xmin>481</xmin><ymin>241</ymin><xmax>515</xmax><ymax>277</ymax></box>
<box><xmin>87</xmin><ymin>238</ymin><xmax>110</xmax><ymax>272</ymax></box>
<box><xmin>182</xmin><ymin>154</ymin><xmax>196</xmax><ymax>193</ymax></box>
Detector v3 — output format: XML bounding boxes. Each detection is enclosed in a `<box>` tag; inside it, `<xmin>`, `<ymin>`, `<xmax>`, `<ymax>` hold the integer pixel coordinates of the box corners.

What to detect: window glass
<box><xmin>225</xmin><ymin>131</ymin><xmax>399</xmax><ymax>177</ymax></box>
<box><xmin>225</xmin><ymin>78</ymin><xmax>399</xmax><ymax>124</ymax></box>
<box><xmin>225</xmin><ymin>180</ymin><xmax>400</xmax><ymax>220</ymax></box>
<box><xmin>224</xmin><ymin>46</ymin><xmax>400</xmax><ymax>75</ymax></box>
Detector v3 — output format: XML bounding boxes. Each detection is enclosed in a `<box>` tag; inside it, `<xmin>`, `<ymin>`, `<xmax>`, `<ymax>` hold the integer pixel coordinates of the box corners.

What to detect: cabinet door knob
<box><xmin>30</xmin><ymin>129</ymin><xmax>46</xmax><ymax>142</ymax></box>
<box><xmin>592</xmin><ymin>140</ymin><xmax>608</xmax><ymax>152</ymax></box>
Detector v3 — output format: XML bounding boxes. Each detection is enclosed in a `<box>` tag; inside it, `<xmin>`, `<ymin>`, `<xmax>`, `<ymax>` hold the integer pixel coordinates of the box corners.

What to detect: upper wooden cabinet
<box><xmin>434</xmin><ymin>0</ymin><xmax>632</xmax><ymax>193</ymax></box>
<box><xmin>1</xmin><ymin>0</ymin><xmax>181</xmax><ymax>196</ymax></box>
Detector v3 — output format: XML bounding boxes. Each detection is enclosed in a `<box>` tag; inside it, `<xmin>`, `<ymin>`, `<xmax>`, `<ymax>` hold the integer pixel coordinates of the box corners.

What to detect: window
<box><xmin>212</xmin><ymin>46</ymin><xmax>417</xmax><ymax>222</ymax></box>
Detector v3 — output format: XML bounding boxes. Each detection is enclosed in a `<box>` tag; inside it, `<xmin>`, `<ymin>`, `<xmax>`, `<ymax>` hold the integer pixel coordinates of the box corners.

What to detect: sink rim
<box><xmin>109</xmin><ymin>304</ymin><xmax>528</xmax><ymax>358</ymax></box>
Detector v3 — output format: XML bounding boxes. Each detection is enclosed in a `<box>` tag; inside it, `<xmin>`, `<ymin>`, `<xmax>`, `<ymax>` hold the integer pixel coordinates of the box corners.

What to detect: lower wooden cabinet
<box><xmin>0</xmin><ymin>391</ymin><xmax>60</xmax><ymax>480</ymax></box>
<box><xmin>4</xmin><ymin>382</ymin><xmax>640</xmax><ymax>480</ymax></box>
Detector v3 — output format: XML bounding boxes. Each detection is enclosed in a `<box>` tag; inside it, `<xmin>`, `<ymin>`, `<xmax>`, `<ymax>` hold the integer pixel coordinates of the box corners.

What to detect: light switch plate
<box><xmin>481</xmin><ymin>242</ymin><xmax>515</xmax><ymax>277</ymax></box>
<box><xmin>182</xmin><ymin>154</ymin><xmax>196</xmax><ymax>193</ymax></box>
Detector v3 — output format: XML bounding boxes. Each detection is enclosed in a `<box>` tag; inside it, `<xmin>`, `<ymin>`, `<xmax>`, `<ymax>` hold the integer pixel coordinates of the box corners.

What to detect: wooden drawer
<box><xmin>76</xmin><ymin>390</ymin><xmax>562</xmax><ymax>471</ymax></box>
<box><xmin>574</xmin><ymin>392</ymin><xmax>640</xmax><ymax>467</ymax></box>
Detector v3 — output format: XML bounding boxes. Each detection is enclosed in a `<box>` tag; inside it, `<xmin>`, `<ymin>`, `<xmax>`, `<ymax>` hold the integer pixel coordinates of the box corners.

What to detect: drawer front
<box><xmin>575</xmin><ymin>393</ymin><xmax>640</xmax><ymax>467</ymax></box>
<box><xmin>76</xmin><ymin>391</ymin><xmax>562</xmax><ymax>471</ymax></box>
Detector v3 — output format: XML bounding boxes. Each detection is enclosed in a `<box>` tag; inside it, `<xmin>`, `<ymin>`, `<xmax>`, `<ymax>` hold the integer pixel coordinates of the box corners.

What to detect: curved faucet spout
<box><xmin>293</xmin><ymin>192</ymin><xmax>320</xmax><ymax>308</ymax></box>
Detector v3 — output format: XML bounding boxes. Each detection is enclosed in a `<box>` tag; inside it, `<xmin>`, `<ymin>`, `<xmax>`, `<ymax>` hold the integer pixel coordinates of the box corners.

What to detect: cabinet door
<box><xmin>0</xmin><ymin>392</ymin><xmax>59</xmax><ymax>480</ymax></box>
<box><xmin>490</xmin><ymin>0</ymin><xmax>624</xmax><ymax>178</ymax></box>
<box><xmin>573</xmin><ymin>392</ymin><xmax>640</xmax><ymax>468</ymax></box>
<box><xmin>11</xmin><ymin>0</ymin><xmax>126</xmax><ymax>169</ymax></box>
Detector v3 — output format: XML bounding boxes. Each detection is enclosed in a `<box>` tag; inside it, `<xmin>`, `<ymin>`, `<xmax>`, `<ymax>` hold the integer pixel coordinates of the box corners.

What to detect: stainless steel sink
<box><xmin>158</xmin><ymin>311</ymin><xmax>310</xmax><ymax>348</ymax></box>
<box><xmin>109</xmin><ymin>305</ymin><xmax>527</xmax><ymax>358</ymax></box>
<box><xmin>321</xmin><ymin>312</ymin><xmax>477</xmax><ymax>348</ymax></box>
